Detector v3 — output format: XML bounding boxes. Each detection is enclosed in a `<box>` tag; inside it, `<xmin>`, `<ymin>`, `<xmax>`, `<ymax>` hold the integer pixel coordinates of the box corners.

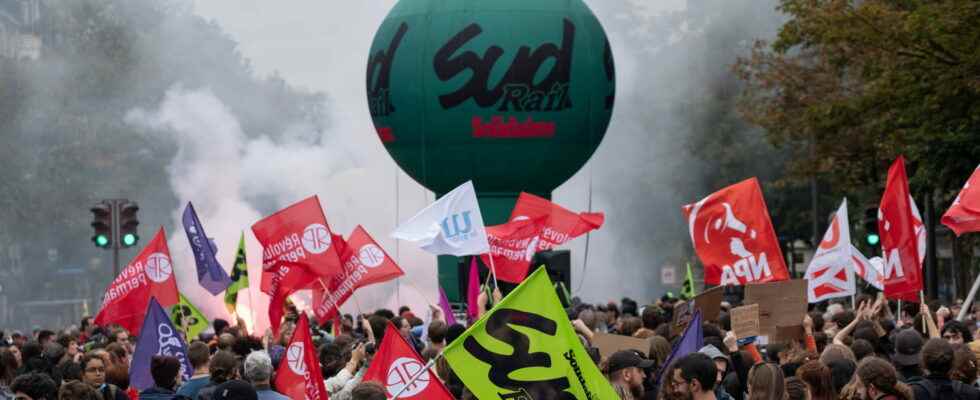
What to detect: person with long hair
<box><xmin>747</xmin><ymin>363</ymin><xmax>786</xmax><ymax>400</ymax></box>
<box><xmin>796</xmin><ymin>360</ymin><xmax>836</xmax><ymax>400</ymax></box>
<box><xmin>855</xmin><ymin>357</ymin><xmax>914</xmax><ymax>400</ymax></box>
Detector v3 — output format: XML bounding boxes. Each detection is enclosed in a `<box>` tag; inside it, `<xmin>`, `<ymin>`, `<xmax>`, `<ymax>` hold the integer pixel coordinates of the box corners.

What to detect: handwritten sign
<box><xmin>731</xmin><ymin>304</ymin><xmax>760</xmax><ymax>339</ymax></box>
<box><xmin>592</xmin><ymin>333</ymin><xmax>652</xmax><ymax>361</ymax></box>
<box><xmin>744</xmin><ymin>279</ymin><xmax>807</xmax><ymax>340</ymax></box>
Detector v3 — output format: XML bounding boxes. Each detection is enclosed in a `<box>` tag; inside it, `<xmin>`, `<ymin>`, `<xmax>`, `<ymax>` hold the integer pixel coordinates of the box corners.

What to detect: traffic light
<box><xmin>90</xmin><ymin>201</ymin><xmax>112</xmax><ymax>248</ymax></box>
<box><xmin>864</xmin><ymin>206</ymin><xmax>880</xmax><ymax>246</ymax></box>
<box><xmin>118</xmin><ymin>201</ymin><xmax>139</xmax><ymax>248</ymax></box>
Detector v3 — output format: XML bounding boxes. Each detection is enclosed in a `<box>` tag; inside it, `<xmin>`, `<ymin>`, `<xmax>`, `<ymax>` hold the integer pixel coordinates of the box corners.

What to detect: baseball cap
<box><xmin>213</xmin><ymin>380</ymin><xmax>258</xmax><ymax>400</ymax></box>
<box><xmin>699</xmin><ymin>344</ymin><xmax>730</xmax><ymax>364</ymax></box>
<box><xmin>607</xmin><ymin>350</ymin><xmax>656</xmax><ymax>374</ymax></box>
<box><xmin>892</xmin><ymin>328</ymin><xmax>924</xmax><ymax>366</ymax></box>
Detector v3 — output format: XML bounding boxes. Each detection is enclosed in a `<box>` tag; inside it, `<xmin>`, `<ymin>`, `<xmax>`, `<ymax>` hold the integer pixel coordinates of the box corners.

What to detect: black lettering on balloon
<box><xmin>434</xmin><ymin>20</ymin><xmax>575</xmax><ymax>112</ymax></box>
<box><xmin>366</xmin><ymin>22</ymin><xmax>408</xmax><ymax>117</ymax></box>
<box><xmin>603</xmin><ymin>39</ymin><xmax>615</xmax><ymax>110</ymax></box>
<box><xmin>465</xmin><ymin>309</ymin><xmax>575</xmax><ymax>399</ymax></box>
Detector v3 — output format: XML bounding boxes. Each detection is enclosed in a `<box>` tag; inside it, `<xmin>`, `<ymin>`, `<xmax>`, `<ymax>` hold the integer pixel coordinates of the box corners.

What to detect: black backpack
<box><xmin>910</xmin><ymin>378</ymin><xmax>977</xmax><ymax>400</ymax></box>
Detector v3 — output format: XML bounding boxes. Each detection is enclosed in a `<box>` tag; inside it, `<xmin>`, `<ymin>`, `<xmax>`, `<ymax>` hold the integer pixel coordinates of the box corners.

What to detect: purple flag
<box><xmin>466</xmin><ymin>257</ymin><xmax>481</xmax><ymax>322</ymax></box>
<box><xmin>182</xmin><ymin>202</ymin><xmax>232</xmax><ymax>295</ymax></box>
<box><xmin>130</xmin><ymin>297</ymin><xmax>193</xmax><ymax>390</ymax></box>
<box><xmin>656</xmin><ymin>310</ymin><xmax>703</xmax><ymax>384</ymax></box>
<box><xmin>438</xmin><ymin>285</ymin><xmax>458</xmax><ymax>326</ymax></box>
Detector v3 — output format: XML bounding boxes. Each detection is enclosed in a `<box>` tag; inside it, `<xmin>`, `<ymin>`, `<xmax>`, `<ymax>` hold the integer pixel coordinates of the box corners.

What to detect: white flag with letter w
<box><xmin>392</xmin><ymin>181</ymin><xmax>490</xmax><ymax>256</ymax></box>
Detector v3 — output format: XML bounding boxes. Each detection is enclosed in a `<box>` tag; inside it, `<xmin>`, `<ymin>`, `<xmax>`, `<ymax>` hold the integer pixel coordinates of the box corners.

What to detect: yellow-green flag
<box><xmin>682</xmin><ymin>262</ymin><xmax>696</xmax><ymax>299</ymax></box>
<box><xmin>444</xmin><ymin>267</ymin><xmax>617</xmax><ymax>399</ymax></box>
<box><xmin>170</xmin><ymin>293</ymin><xmax>209</xmax><ymax>340</ymax></box>
<box><xmin>224</xmin><ymin>232</ymin><xmax>249</xmax><ymax>315</ymax></box>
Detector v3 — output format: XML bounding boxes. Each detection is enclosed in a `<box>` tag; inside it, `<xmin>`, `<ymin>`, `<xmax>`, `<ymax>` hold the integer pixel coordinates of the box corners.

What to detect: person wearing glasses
<box><xmin>78</xmin><ymin>354</ymin><xmax>127</xmax><ymax>400</ymax></box>
<box><xmin>673</xmin><ymin>353</ymin><xmax>720</xmax><ymax>400</ymax></box>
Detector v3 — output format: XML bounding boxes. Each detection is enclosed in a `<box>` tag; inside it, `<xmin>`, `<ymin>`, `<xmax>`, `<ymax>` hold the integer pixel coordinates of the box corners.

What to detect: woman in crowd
<box><xmin>78</xmin><ymin>353</ymin><xmax>127</xmax><ymax>400</ymax></box>
<box><xmin>747</xmin><ymin>363</ymin><xmax>785</xmax><ymax>400</ymax></box>
<box><xmin>796</xmin><ymin>360</ymin><xmax>836</xmax><ymax>400</ymax></box>
<box><xmin>855</xmin><ymin>357</ymin><xmax>914</xmax><ymax>400</ymax></box>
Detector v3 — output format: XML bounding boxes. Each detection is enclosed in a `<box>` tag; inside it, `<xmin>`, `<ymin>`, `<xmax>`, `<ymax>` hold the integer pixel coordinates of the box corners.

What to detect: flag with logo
<box><xmin>130</xmin><ymin>297</ymin><xmax>193</xmax><ymax>391</ymax></box>
<box><xmin>942</xmin><ymin>165</ymin><xmax>980</xmax><ymax>236</ymax></box>
<box><xmin>363</xmin><ymin>323</ymin><xmax>454</xmax><ymax>399</ymax></box>
<box><xmin>252</xmin><ymin>196</ymin><xmax>344</xmax><ymax>294</ymax></box>
<box><xmin>682</xmin><ymin>178</ymin><xmax>789</xmax><ymax>286</ymax></box>
<box><xmin>879</xmin><ymin>156</ymin><xmax>924</xmax><ymax>301</ymax></box>
<box><xmin>274</xmin><ymin>313</ymin><xmax>329</xmax><ymax>400</ymax></box>
<box><xmin>479</xmin><ymin>217</ymin><xmax>546</xmax><ymax>283</ymax></box>
<box><xmin>95</xmin><ymin>228</ymin><xmax>179</xmax><ymax>335</ymax></box>
<box><xmin>444</xmin><ymin>267</ymin><xmax>618</xmax><ymax>399</ymax></box>
<box><xmin>181</xmin><ymin>202</ymin><xmax>233</xmax><ymax>296</ymax></box>
<box><xmin>804</xmin><ymin>199</ymin><xmax>856</xmax><ymax>303</ymax></box>
<box><xmin>509</xmin><ymin>192</ymin><xmax>604</xmax><ymax>251</ymax></box>
<box><xmin>681</xmin><ymin>263</ymin><xmax>696</xmax><ymax>299</ymax></box>
<box><xmin>656</xmin><ymin>310</ymin><xmax>703</xmax><ymax>384</ymax></box>
<box><xmin>224</xmin><ymin>232</ymin><xmax>250</xmax><ymax>315</ymax></box>
<box><xmin>311</xmin><ymin>226</ymin><xmax>404</xmax><ymax>323</ymax></box>
<box><xmin>170</xmin><ymin>293</ymin><xmax>209</xmax><ymax>341</ymax></box>
<box><xmin>850</xmin><ymin>245</ymin><xmax>884</xmax><ymax>291</ymax></box>
<box><xmin>392</xmin><ymin>181</ymin><xmax>490</xmax><ymax>256</ymax></box>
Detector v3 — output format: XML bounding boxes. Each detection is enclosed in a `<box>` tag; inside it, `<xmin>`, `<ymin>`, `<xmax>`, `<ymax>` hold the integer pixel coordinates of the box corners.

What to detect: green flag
<box><xmin>224</xmin><ymin>232</ymin><xmax>249</xmax><ymax>315</ymax></box>
<box><xmin>444</xmin><ymin>267</ymin><xmax>617</xmax><ymax>399</ymax></box>
<box><xmin>682</xmin><ymin>262</ymin><xmax>696</xmax><ymax>299</ymax></box>
<box><xmin>171</xmin><ymin>293</ymin><xmax>209</xmax><ymax>340</ymax></box>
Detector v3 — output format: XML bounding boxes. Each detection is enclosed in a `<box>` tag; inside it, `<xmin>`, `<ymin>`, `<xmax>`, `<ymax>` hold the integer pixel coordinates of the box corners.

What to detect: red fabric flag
<box><xmin>479</xmin><ymin>217</ymin><xmax>546</xmax><ymax>283</ymax></box>
<box><xmin>252</xmin><ymin>196</ymin><xmax>344</xmax><ymax>294</ymax></box>
<box><xmin>95</xmin><ymin>228</ymin><xmax>179</xmax><ymax>335</ymax></box>
<box><xmin>682</xmin><ymin>178</ymin><xmax>789</xmax><ymax>286</ymax></box>
<box><xmin>311</xmin><ymin>226</ymin><xmax>404</xmax><ymax>324</ymax></box>
<box><xmin>363</xmin><ymin>323</ymin><xmax>454</xmax><ymax>399</ymax></box>
<box><xmin>509</xmin><ymin>192</ymin><xmax>604</xmax><ymax>251</ymax></box>
<box><xmin>267</xmin><ymin>263</ymin><xmax>318</xmax><ymax>336</ymax></box>
<box><xmin>880</xmin><ymin>156</ymin><xmax>924</xmax><ymax>301</ymax></box>
<box><xmin>942</xmin><ymin>165</ymin><xmax>980</xmax><ymax>236</ymax></box>
<box><xmin>274</xmin><ymin>314</ymin><xmax>329</xmax><ymax>400</ymax></box>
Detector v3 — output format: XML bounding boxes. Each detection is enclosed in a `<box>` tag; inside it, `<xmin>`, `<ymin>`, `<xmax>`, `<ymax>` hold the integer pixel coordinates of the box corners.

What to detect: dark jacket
<box><xmin>96</xmin><ymin>384</ymin><xmax>129</xmax><ymax>400</ymax></box>
<box><xmin>139</xmin><ymin>386</ymin><xmax>177</xmax><ymax>400</ymax></box>
<box><xmin>910</xmin><ymin>374</ymin><xmax>980</xmax><ymax>400</ymax></box>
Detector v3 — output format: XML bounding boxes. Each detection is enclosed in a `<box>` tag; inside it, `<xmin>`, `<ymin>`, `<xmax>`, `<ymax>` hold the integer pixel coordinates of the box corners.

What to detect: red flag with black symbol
<box><xmin>274</xmin><ymin>314</ymin><xmax>329</xmax><ymax>400</ymax></box>
<box><xmin>509</xmin><ymin>192</ymin><xmax>604</xmax><ymax>251</ymax></box>
<box><xmin>879</xmin><ymin>156</ymin><xmax>924</xmax><ymax>301</ymax></box>
<box><xmin>251</xmin><ymin>196</ymin><xmax>343</xmax><ymax>294</ymax></box>
<box><xmin>681</xmin><ymin>178</ymin><xmax>789</xmax><ymax>286</ymax></box>
<box><xmin>363</xmin><ymin>323</ymin><xmax>453</xmax><ymax>399</ymax></box>
<box><xmin>479</xmin><ymin>217</ymin><xmax>546</xmax><ymax>283</ymax></box>
<box><xmin>942</xmin><ymin>165</ymin><xmax>980</xmax><ymax>236</ymax></box>
<box><xmin>95</xmin><ymin>228</ymin><xmax>179</xmax><ymax>335</ymax></box>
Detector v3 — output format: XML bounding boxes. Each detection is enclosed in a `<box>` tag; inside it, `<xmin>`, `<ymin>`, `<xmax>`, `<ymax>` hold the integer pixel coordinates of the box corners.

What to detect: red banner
<box><xmin>363</xmin><ymin>323</ymin><xmax>454</xmax><ymax>399</ymax></box>
<box><xmin>274</xmin><ymin>314</ymin><xmax>329</xmax><ymax>400</ymax></box>
<box><xmin>509</xmin><ymin>192</ymin><xmax>604</xmax><ymax>251</ymax></box>
<box><xmin>252</xmin><ymin>196</ymin><xmax>343</xmax><ymax>294</ymax></box>
<box><xmin>682</xmin><ymin>178</ymin><xmax>789</xmax><ymax>285</ymax></box>
<box><xmin>479</xmin><ymin>217</ymin><xmax>546</xmax><ymax>283</ymax></box>
<box><xmin>95</xmin><ymin>228</ymin><xmax>179</xmax><ymax>335</ymax></box>
<box><xmin>879</xmin><ymin>156</ymin><xmax>923</xmax><ymax>301</ymax></box>
<box><xmin>942</xmin><ymin>165</ymin><xmax>980</xmax><ymax>236</ymax></box>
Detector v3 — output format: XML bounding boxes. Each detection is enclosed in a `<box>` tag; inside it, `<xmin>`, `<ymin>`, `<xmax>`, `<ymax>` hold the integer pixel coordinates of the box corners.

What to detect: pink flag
<box><xmin>466</xmin><ymin>257</ymin><xmax>481</xmax><ymax>322</ymax></box>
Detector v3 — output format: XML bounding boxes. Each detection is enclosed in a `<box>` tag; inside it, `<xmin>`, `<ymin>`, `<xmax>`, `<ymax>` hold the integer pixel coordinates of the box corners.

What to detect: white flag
<box><xmin>850</xmin><ymin>245</ymin><xmax>885</xmax><ymax>291</ymax></box>
<box><xmin>392</xmin><ymin>181</ymin><xmax>490</xmax><ymax>256</ymax></box>
<box><xmin>805</xmin><ymin>199</ymin><xmax>856</xmax><ymax>303</ymax></box>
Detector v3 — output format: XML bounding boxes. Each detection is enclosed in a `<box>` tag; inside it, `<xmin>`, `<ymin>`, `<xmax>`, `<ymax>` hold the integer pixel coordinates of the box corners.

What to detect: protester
<box><xmin>11</xmin><ymin>372</ymin><xmax>58</xmax><ymax>400</ymax></box>
<box><xmin>243</xmin><ymin>351</ymin><xmax>287</xmax><ymax>400</ymax></box>
<box><xmin>674</xmin><ymin>353</ymin><xmax>721</xmax><ymax>400</ymax></box>
<box><xmin>350</xmin><ymin>381</ymin><xmax>386</xmax><ymax>400</ymax></box>
<box><xmin>607</xmin><ymin>350</ymin><xmax>653</xmax><ymax>400</ymax></box>
<box><xmin>197</xmin><ymin>351</ymin><xmax>239</xmax><ymax>400</ymax></box>
<box><xmin>855</xmin><ymin>357</ymin><xmax>914</xmax><ymax>400</ymax></box>
<box><xmin>944</xmin><ymin>321</ymin><xmax>975</xmax><ymax>346</ymax></box>
<box><xmin>78</xmin><ymin>354</ymin><xmax>126</xmax><ymax>400</ymax></box>
<box><xmin>211</xmin><ymin>380</ymin><xmax>258</xmax><ymax>400</ymax></box>
<box><xmin>951</xmin><ymin>344</ymin><xmax>979</xmax><ymax>386</ymax></box>
<box><xmin>176</xmin><ymin>342</ymin><xmax>211</xmax><ymax>398</ymax></box>
<box><xmin>58</xmin><ymin>380</ymin><xmax>98</xmax><ymax>400</ymax></box>
<box><xmin>797</xmin><ymin>360</ymin><xmax>836</xmax><ymax>400</ymax></box>
<box><xmin>137</xmin><ymin>356</ymin><xmax>179</xmax><ymax>400</ymax></box>
<box><xmin>911</xmin><ymin>338</ymin><xmax>980</xmax><ymax>399</ymax></box>
<box><xmin>747</xmin><ymin>362</ymin><xmax>785</xmax><ymax>400</ymax></box>
<box><xmin>894</xmin><ymin>329</ymin><xmax>926</xmax><ymax>381</ymax></box>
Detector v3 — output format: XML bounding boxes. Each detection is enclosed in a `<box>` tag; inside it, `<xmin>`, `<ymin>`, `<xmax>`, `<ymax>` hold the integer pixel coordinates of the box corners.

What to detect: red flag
<box><xmin>252</xmin><ymin>196</ymin><xmax>343</xmax><ymax>294</ymax></box>
<box><xmin>311</xmin><ymin>226</ymin><xmax>404</xmax><ymax>324</ymax></box>
<box><xmin>942</xmin><ymin>165</ymin><xmax>980</xmax><ymax>236</ymax></box>
<box><xmin>267</xmin><ymin>263</ymin><xmax>318</xmax><ymax>336</ymax></box>
<box><xmin>509</xmin><ymin>192</ymin><xmax>604</xmax><ymax>251</ymax></box>
<box><xmin>274</xmin><ymin>314</ymin><xmax>329</xmax><ymax>400</ymax></box>
<box><xmin>682</xmin><ymin>178</ymin><xmax>789</xmax><ymax>286</ymax></box>
<box><xmin>95</xmin><ymin>228</ymin><xmax>179</xmax><ymax>335</ymax></box>
<box><xmin>880</xmin><ymin>156</ymin><xmax>924</xmax><ymax>301</ymax></box>
<box><xmin>479</xmin><ymin>217</ymin><xmax>546</xmax><ymax>283</ymax></box>
<box><xmin>363</xmin><ymin>323</ymin><xmax>454</xmax><ymax>399</ymax></box>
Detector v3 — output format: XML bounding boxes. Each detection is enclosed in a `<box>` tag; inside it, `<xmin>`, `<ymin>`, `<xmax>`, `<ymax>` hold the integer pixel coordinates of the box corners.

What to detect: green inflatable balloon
<box><xmin>367</xmin><ymin>0</ymin><xmax>615</xmax><ymax>196</ymax></box>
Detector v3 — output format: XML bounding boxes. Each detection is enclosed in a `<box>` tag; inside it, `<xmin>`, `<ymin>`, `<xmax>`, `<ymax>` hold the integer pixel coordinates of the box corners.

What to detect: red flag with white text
<box><xmin>509</xmin><ymin>192</ymin><xmax>604</xmax><ymax>251</ymax></box>
<box><xmin>95</xmin><ymin>228</ymin><xmax>179</xmax><ymax>335</ymax></box>
<box><xmin>682</xmin><ymin>178</ymin><xmax>789</xmax><ymax>286</ymax></box>
<box><xmin>274</xmin><ymin>314</ymin><xmax>329</xmax><ymax>400</ymax></box>
<box><xmin>879</xmin><ymin>156</ymin><xmax>924</xmax><ymax>301</ymax></box>
<box><xmin>267</xmin><ymin>263</ymin><xmax>318</xmax><ymax>337</ymax></box>
<box><xmin>363</xmin><ymin>323</ymin><xmax>454</xmax><ymax>399</ymax></box>
<box><xmin>942</xmin><ymin>165</ymin><xmax>980</xmax><ymax>236</ymax></box>
<box><xmin>479</xmin><ymin>217</ymin><xmax>546</xmax><ymax>283</ymax></box>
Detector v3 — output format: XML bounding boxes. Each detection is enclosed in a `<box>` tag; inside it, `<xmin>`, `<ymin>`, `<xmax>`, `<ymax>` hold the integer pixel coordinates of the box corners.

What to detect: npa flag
<box><xmin>479</xmin><ymin>217</ymin><xmax>546</xmax><ymax>283</ymax></box>
<box><xmin>682</xmin><ymin>178</ymin><xmax>789</xmax><ymax>286</ymax></box>
<box><xmin>224</xmin><ymin>232</ymin><xmax>250</xmax><ymax>315</ymax></box>
<box><xmin>363</xmin><ymin>323</ymin><xmax>454</xmax><ymax>399</ymax></box>
<box><xmin>851</xmin><ymin>245</ymin><xmax>885</xmax><ymax>291</ymax></box>
<box><xmin>275</xmin><ymin>314</ymin><xmax>329</xmax><ymax>400</ymax></box>
<box><xmin>509</xmin><ymin>192</ymin><xmax>605</xmax><ymax>251</ymax></box>
<box><xmin>252</xmin><ymin>196</ymin><xmax>344</xmax><ymax>293</ymax></box>
<box><xmin>130</xmin><ymin>297</ymin><xmax>193</xmax><ymax>391</ymax></box>
<box><xmin>681</xmin><ymin>263</ymin><xmax>696</xmax><ymax>299</ymax></box>
<box><xmin>182</xmin><ymin>202</ymin><xmax>233</xmax><ymax>295</ymax></box>
<box><xmin>656</xmin><ymin>311</ymin><xmax>704</xmax><ymax>384</ymax></box>
<box><xmin>942</xmin><ymin>165</ymin><xmax>980</xmax><ymax>236</ymax></box>
<box><xmin>879</xmin><ymin>156</ymin><xmax>924</xmax><ymax>301</ymax></box>
<box><xmin>804</xmin><ymin>199</ymin><xmax>856</xmax><ymax>303</ymax></box>
<box><xmin>392</xmin><ymin>181</ymin><xmax>489</xmax><ymax>256</ymax></box>
<box><xmin>444</xmin><ymin>268</ymin><xmax>618</xmax><ymax>399</ymax></box>
<box><xmin>95</xmin><ymin>228</ymin><xmax>179</xmax><ymax>335</ymax></box>
<box><xmin>170</xmin><ymin>293</ymin><xmax>209</xmax><ymax>341</ymax></box>
<box><xmin>311</xmin><ymin>226</ymin><xmax>404</xmax><ymax>323</ymax></box>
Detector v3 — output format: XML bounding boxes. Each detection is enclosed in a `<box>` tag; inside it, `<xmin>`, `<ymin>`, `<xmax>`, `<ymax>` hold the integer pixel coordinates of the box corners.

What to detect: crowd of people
<box><xmin>2</xmin><ymin>290</ymin><xmax>980</xmax><ymax>400</ymax></box>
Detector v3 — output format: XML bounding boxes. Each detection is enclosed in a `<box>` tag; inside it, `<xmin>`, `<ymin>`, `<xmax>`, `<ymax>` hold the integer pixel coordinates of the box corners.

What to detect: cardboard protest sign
<box><xmin>730</xmin><ymin>304</ymin><xmax>760</xmax><ymax>339</ymax></box>
<box><xmin>673</xmin><ymin>301</ymin><xmax>693</xmax><ymax>334</ymax></box>
<box><xmin>694</xmin><ymin>286</ymin><xmax>725</xmax><ymax>322</ymax></box>
<box><xmin>744</xmin><ymin>279</ymin><xmax>807</xmax><ymax>338</ymax></box>
<box><xmin>592</xmin><ymin>333</ymin><xmax>652</xmax><ymax>361</ymax></box>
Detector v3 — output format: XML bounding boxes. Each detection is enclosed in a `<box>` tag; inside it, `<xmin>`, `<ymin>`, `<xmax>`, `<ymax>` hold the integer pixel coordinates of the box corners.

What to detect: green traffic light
<box><xmin>95</xmin><ymin>235</ymin><xmax>110</xmax><ymax>247</ymax></box>
<box><xmin>867</xmin><ymin>233</ymin><xmax>880</xmax><ymax>246</ymax></box>
<box><xmin>122</xmin><ymin>233</ymin><xmax>138</xmax><ymax>247</ymax></box>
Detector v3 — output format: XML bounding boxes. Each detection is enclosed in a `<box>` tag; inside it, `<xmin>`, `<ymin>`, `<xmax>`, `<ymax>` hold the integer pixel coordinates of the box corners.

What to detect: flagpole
<box><xmin>486</xmin><ymin>254</ymin><xmax>500</xmax><ymax>288</ymax></box>
<box><xmin>402</xmin><ymin>276</ymin><xmax>435</xmax><ymax>306</ymax></box>
<box><xmin>391</xmin><ymin>355</ymin><xmax>440</xmax><ymax>399</ymax></box>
